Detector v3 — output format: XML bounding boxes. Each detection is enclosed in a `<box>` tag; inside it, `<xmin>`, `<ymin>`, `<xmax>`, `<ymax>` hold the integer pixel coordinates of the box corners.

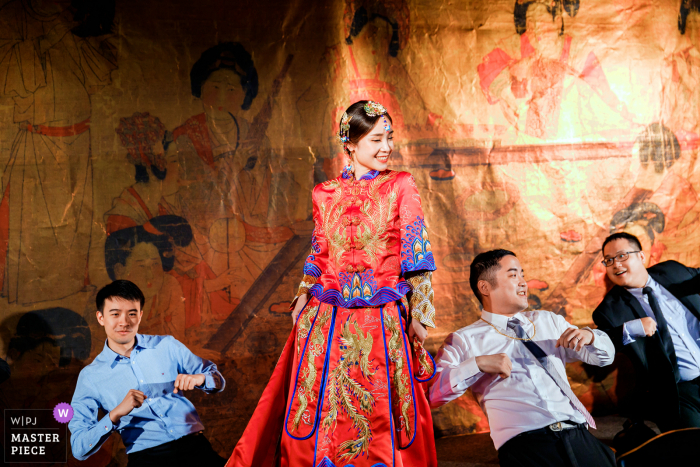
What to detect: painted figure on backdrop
<box><xmin>298</xmin><ymin>0</ymin><xmax>444</xmax><ymax>182</ymax></box>
<box><xmin>105</xmin><ymin>113</ymin><xmax>247</xmax><ymax>339</ymax></box>
<box><xmin>227</xmin><ymin>101</ymin><xmax>438</xmax><ymax>467</ymax></box>
<box><xmin>173</xmin><ymin>43</ymin><xmax>300</xmax><ymax>318</ymax></box>
<box><xmin>545</xmin><ymin>123</ymin><xmax>700</xmax><ymax>319</ymax></box>
<box><xmin>104</xmin><ymin>215</ymin><xmax>193</xmax><ymax>342</ymax></box>
<box><xmin>662</xmin><ymin>0</ymin><xmax>700</xmax><ymax>140</ymax></box>
<box><xmin>478</xmin><ymin>0</ymin><xmax>632</xmax><ymax>142</ymax></box>
<box><xmin>0</xmin><ymin>0</ymin><xmax>117</xmax><ymax>303</ymax></box>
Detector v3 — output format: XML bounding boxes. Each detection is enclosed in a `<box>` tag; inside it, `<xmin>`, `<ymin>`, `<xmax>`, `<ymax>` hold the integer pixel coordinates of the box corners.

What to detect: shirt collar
<box><xmin>481</xmin><ymin>309</ymin><xmax>526</xmax><ymax>330</ymax></box>
<box><xmin>627</xmin><ymin>275</ymin><xmax>654</xmax><ymax>299</ymax></box>
<box><xmin>97</xmin><ymin>334</ymin><xmax>153</xmax><ymax>363</ymax></box>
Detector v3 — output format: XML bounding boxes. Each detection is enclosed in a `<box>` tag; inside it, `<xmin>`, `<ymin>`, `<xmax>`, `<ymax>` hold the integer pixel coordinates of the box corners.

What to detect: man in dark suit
<box><xmin>593</xmin><ymin>232</ymin><xmax>700</xmax><ymax>431</ymax></box>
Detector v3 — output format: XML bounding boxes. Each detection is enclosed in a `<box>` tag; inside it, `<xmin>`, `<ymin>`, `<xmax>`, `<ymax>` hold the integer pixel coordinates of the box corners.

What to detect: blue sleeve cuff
<box><xmin>99</xmin><ymin>413</ymin><xmax>114</xmax><ymax>433</ymax></box>
<box><xmin>201</xmin><ymin>373</ymin><xmax>224</xmax><ymax>392</ymax></box>
<box><xmin>623</xmin><ymin>319</ymin><xmax>645</xmax><ymax>345</ymax></box>
<box><xmin>204</xmin><ymin>374</ymin><xmax>215</xmax><ymax>390</ymax></box>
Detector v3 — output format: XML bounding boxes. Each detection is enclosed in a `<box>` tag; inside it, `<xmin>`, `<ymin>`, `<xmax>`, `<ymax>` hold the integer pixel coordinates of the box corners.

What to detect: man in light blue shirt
<box><xmin>624</xmin><ymin>276</ymin><xmax>700</xmax><ymax>382</ymax></box>
<box><xmin>69</xmin><ymin>280</ymin><xmax>227</xmax><ymax>466</ymax></box>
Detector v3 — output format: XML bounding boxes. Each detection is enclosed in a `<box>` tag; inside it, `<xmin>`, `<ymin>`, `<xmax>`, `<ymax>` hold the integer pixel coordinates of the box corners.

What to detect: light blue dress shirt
<box><xmin>69</xmin><ymin>335</ymin><xmax>225</xmax><ymax>460</ymax></box>
<box><xmin>623</xmin><ymin>276</ymin><xmax>700</xmax><ymax>382</ymax></box>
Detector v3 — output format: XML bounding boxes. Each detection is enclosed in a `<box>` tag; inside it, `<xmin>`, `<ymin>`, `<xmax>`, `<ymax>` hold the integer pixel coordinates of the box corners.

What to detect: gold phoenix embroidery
<box><xmin>318</xmin><ymin>172</ymin><xmax>398</xmax><ymax>272</ymax></box>
<box><xmin>416</xmin><ymin>341</ymin><xmax>433</xmax><ymax>378</ymax></box>
<box><xmin>318</xmin><ymin>184</ymin><xmax>349</xmax><ymax>267</ymax></box>
<box><xmin>385</xmin><ymin>314</ymin><xmax>412</xmax><ymax>439</ymax></box>
<box><xmin>292</xmin><ymin>306</ymin><xmax>331</xmax><ymax>431</ymax></box>
<box><xmin>356</xmin><ymin>173</ymin><xmax>399</xmax><ymax>269</ymax></box>
<box><xmin>296</xmin><ymin>305</ymin><xmax>318</xmax><ymax>355</ymax></box>
<box><xmin>321</xmin><ymin>319</ymin><xmax>375</xmax><ymax>461</ymax></box>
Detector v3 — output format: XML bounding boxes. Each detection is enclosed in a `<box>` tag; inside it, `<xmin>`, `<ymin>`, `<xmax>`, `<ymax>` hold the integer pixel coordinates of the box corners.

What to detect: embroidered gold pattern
<box><xmin>406</xmin><ymin>271</ymin><xmax>436</xmax><ymax>328</ymax></box>
<box><xmin>356</xmin><ymin>173</ymin><xmax>399</xmax><ymax>269</ymax></box>
<box><xmin>319</xmin><ymin>185</ymin><xmax>350</xmax><ymax>267</ymax></box>
<box><xmin>321</xmin><ymin>319</ymin><xmax>375</xmax><ymax>461</ymax></box>
<box><xmin>292</xmin><ymin>306</ymin><xmax>331</xmax><ymax>431</ymax></box>
<box><xmin>414</xmin><ymin>338</ymin><xmax>435</xmax><ymax>380</ymax></box>
<box><xmin>385</xmin><ymin>314</ymin><xmax>412</xmax><ymax>439</ymax></box>
<box><xmin>296</xmin><ymin>305</ymin><xmax>318</xmax><ymax>355</ymax></box>
<box><xmin>318</xmin><ymin>172</ymin><xmax>398</xmax><ymax>273</ymax></box>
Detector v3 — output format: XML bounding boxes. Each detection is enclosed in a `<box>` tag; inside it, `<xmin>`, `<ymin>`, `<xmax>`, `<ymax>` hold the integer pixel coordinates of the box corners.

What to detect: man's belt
<box><xmin>548</xmin><ymin>421</ymin><xmax>584</xmax><ymax>432</ymax></box>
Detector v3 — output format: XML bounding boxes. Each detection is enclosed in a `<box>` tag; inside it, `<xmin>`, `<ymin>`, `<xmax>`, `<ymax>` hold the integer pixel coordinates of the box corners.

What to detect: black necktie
<box><xmin>507</xmin><ymin>319</ymin><xmax>596</xmax><ymax>428</ymax></box>
<box><xmin>642</xmin><ymin>286</ymin><xmax>678</xmax><ymax>372</ymax></box>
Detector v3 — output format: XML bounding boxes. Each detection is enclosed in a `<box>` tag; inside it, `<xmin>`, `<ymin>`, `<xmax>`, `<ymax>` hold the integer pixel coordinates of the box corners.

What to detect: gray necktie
<box><xmin>507</xmin><ymin>318</ymin><xmax>596</xmax><ymax>429</ymax></box>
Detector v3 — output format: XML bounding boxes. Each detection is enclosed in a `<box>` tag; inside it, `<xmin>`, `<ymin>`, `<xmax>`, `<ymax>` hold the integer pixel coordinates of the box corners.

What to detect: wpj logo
<box><xmin>4</xmin><ymin>407</ymin><xmax>69</xmax><ymax>463</ymax></box>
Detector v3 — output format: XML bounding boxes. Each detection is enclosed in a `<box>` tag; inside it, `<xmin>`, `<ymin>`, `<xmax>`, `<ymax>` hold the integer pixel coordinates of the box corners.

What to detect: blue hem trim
<box><xmin>315</xmin><ymin>457</ymin><xmax>388</xmax><ymax>467</ymax></box>
<box><xmin>379</xmin><ymin>305</ymin><xmax>396</xmax><ymax>467</ymax></box>
<box><xmin>309</xmin><ymin>282</ymin><xmax>411</xmax><ymax>308</ymax></box>
<box><xmin>414</xmin><ymin>347</ymin><xmax>437</xmax><ymax>383</ymax></box>
<box><xmin>396</xmin><ymin>301</ymin><xmax>418</xmax><ymax>450</ymax></box>
<box><xmin>400</xmin><ymin>254</ymin><xmax>437</xmax><ymax>276</ymax></box>
<box><xmin>303</xmin><ymin>263</ymin><xmax>323</xmax><ymax>277</ymax></box>
<box><xmin>313</xmin><ymin>307</ymin><xmax>338</xmax><ymax>467</ymax></box>
<box><xmin>284</xmin><ymin>299</ymin><xmax>322</xmax><ymax>441</ymax></box>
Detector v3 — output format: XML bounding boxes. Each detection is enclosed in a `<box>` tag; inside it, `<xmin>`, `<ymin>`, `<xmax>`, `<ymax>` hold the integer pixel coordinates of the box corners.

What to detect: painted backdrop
<box><xmin>1</xmin><ymin>0</ymin><xmax>699</xmax><ymax>463</ymax></box>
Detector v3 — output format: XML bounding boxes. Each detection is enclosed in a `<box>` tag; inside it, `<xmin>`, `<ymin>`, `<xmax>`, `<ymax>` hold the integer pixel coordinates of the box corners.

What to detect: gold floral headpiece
<box><xmin>364</xmin><ymin>101</ymin><xmax>388</xmax><ymax>117</ymax></box>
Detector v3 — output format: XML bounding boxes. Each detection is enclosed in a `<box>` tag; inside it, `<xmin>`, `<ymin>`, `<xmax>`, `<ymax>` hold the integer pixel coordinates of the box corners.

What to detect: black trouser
<box><xmin>498</xmin><ymin>423</ymin><xmax>615</xmax><ymax>467</ymax></box>
<box><xmin>677</xmin><ymin>376</ymin><xmax>700</xmax><ymax>429</ymax></box>
<box><xmin>128</xmin><ymin>432</ymin><xmax>227</xmax><ymax>467</ymax></box>
<box><xmin>654</xmin><ymin>376</ymin><xmax>700</xmax><ymax>432</ymax></box>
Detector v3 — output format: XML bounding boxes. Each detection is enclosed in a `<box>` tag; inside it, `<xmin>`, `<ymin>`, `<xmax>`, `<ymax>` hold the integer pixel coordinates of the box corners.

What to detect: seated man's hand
<box><xmin>110</xmin><ymin>389</ymin><xmax>147</xmax><ymax>423</ymax></box>
<box><xmin>556</xmin><ymin>327</ymin><xmax>594</xmax><ymax>351</ymax></box>
<box><xmin>640</xmin><ymin>317</ymin><xmax>657</xmax><ymax>336</ymax></box>
<box><xmin>173</xmin><ymin>374</ymin><xmax>206</xmax><ymax>393</ymax></box>
<box><xmin>476</xmin><ymin>353</ymin><xmax>512</xmax><ymax>379</ymax></box>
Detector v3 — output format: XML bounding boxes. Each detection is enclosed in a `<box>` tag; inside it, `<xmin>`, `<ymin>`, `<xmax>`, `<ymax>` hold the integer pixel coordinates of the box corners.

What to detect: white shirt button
<box><xmin>170</xmin><ymin>430</ymin><xmax>173</xmax><ymax>433</ymax></box>
<box><xmin>140</xmin><ymin>380</ymin><xmax>143</xmax><ymax>383</ymax></box>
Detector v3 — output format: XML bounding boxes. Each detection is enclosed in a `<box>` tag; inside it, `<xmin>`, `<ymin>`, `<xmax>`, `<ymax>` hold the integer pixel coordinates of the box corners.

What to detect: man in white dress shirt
<box><xmin>429</xmin><ymin>249</ymin><xmax>616</xmax><ymax>467</ymax></box>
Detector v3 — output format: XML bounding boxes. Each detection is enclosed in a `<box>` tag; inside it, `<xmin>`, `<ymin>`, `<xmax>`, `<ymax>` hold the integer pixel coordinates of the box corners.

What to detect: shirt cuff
<box><xmin>204</xmin><ymin>374</ymin><xmax>217</xmax><ymax>390</ymax></box>
<box><xmin>623</xmin><ymin>319</ymin><xmax>645</xmax><ymax>345</ymax></box>
<box><xmin>452</xmin><ymin>357</ymin><xmax>482</xmax><ymax>387</ymax></box>
<box><xmin>98</xmin><ymin>413</ymin><xmax>114</xmax><ymax>433</ymax></box>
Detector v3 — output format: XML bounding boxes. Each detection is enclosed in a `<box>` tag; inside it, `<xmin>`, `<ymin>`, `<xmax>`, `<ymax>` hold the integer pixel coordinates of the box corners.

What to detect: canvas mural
<box><xmin>1</xmin><ymin>0</ymin><xmax>699</xmax><ymax>463</ymax></box>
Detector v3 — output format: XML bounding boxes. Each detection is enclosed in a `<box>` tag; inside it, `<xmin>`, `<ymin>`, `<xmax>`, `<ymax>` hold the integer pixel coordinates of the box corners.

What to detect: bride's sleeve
<box><xmin>397</xmin><ymin>172</ymin><xmax>437</xmax><ymax>328</ymax></box>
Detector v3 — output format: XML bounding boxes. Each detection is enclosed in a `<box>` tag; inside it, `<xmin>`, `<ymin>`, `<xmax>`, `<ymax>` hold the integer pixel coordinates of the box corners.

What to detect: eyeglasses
<box><xmin>601</xmin><ymin>251</ymin><xmax>641</xmax><ymax>267</ymax></box>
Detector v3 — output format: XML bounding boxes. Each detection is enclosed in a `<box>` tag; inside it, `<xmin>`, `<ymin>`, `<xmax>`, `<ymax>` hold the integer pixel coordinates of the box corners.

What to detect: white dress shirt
<box><xmin>429</xmin><ymin>309</ymin><xmax>615</xmax><ymax>449</ymax></box>
<box><xmin>622</xmin><ymin>276</ymin><xmax>700</xmax><ymax>381</ymax></box>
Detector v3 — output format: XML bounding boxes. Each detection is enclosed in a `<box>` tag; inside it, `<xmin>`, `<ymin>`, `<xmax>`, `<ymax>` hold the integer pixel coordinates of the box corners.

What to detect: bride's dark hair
<box><xmin>339</xmin><ymin>101</ymin><xmax>393</xmax><ymax>156</ymax></box>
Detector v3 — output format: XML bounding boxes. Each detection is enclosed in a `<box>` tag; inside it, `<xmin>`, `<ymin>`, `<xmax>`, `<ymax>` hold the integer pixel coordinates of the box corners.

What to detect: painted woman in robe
<box><xmin>0</xmin><ymin>0</ymin><xmax>116</xmax><ymax>303</ymax></box>
<box><xmin>478</xmin><ymin>0</ymin><xmax>633</xmax><ymax>143</ymax></box>
<box><xmin>104</xmin><ymin>112</ymin><xmax>248</xmax><ymax>340</ymax></box>
<box><xmin>172</xmin><ymin>42</ymin><xmax>299</xmax><ymax>314</ymax></box>
<box><xmin>227</xmin><ymin>101</ymin><xmax>438</xmax><ymax>467</ymax></box>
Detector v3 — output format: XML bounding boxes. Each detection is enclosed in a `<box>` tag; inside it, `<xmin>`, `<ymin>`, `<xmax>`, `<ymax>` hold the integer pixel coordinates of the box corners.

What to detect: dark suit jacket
<box><xmin>592</xmin><ymin>260</ymin><xmax>700</xmax><ymax>428</ymax></box>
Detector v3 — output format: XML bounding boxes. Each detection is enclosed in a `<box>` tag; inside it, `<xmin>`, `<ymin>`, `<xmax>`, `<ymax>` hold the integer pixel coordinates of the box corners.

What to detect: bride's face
<box><xmin>346</xmin><ymin>118</ymin><xmax>395</xmax><ymax>175</ymax></box>
<box><xmin>200</xmin><ymin>69</ymin><xmax>246</xmax><ymax>120</ymax></box>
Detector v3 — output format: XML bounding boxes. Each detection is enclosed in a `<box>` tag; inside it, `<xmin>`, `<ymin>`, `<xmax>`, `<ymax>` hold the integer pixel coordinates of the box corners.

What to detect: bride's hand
<box><xmin>291</xmin><ymin>294</ymin><xmax>308</xmax><ymax>324</ymax></box>
<box><xmin>408</xmin><ymin>318</ymin><xmax>428</xmax><ymax>344</ymax></box>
